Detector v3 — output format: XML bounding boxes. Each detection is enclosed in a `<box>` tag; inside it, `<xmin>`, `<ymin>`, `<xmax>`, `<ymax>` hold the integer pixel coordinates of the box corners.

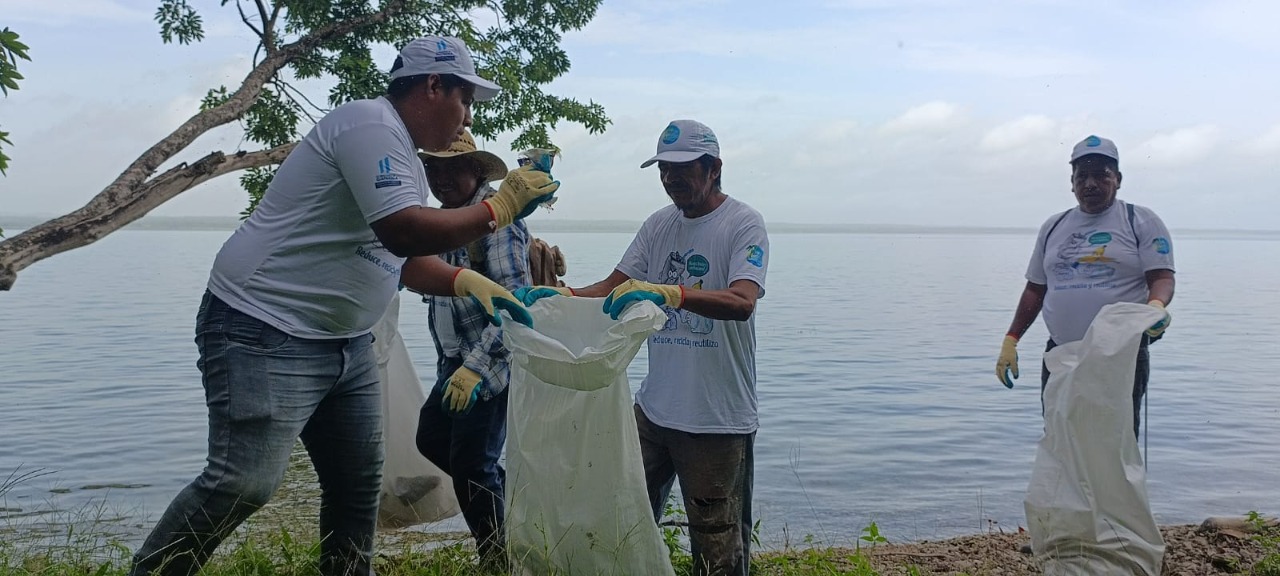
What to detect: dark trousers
<box><xmin>1041</xmin><ymin>336</ymin><xmax>1150</xmax><ymax>438</ymax></box>
<box><xmin>415</xmin><ymin>356</ymin><xmax>509</xmax><ymax>563</ymax></box>
<box><xmin>635</xmin><ymin>405</ymin><xmax>754</xmax><ymax>576</ymax></box>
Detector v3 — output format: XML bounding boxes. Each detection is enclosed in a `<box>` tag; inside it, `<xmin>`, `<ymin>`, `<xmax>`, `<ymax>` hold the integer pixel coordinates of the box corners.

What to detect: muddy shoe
<box><xmin>1019</xmin><ymin>543</ymin><xmax>1033</xmax><ymax>555</ymax></box>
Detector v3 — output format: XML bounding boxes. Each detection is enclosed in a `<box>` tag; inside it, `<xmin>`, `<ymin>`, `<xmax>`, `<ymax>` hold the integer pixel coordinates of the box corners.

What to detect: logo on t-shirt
<box><xmin>1152</xmin><ymin>237</ymin><xmax>1171</xmax><ymax>255</ymax></box>
<box><xmin>687</xmin><ymin>254</ymin><xmax>710</xmax><ymax>277</ymax></box>
<box><xmin>375</xmin><ymin>156</ymin><xmax>402</xmax><ymax>189</ymax></box>
<box><xmin>746</xmin><ymin>245</ymin><xmax>764</xmax><ymax>268</ymax></box>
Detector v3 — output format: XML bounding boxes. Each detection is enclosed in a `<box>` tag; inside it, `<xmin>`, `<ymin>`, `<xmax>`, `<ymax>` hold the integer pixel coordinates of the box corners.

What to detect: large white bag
<box><xmin>371</xmin><ymin>293</ymin><xmax>460</xmax><ymax>528</ymax></box>
<box><xmin>501</xmin><ymin>297</ymin><xmax>675</xmax><ymax>576</ymax></box>
<box><xmin>1024</xmin><ymin>302</ymin><xmax>1166</xmax><ymax>575</ymax></box>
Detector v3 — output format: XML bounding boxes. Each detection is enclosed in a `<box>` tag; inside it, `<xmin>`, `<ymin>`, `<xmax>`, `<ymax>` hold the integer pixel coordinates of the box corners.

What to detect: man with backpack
<box><xmin>995</xmin><ymin>135</ymin><xmax>1176</xmax><ymax>438</ymax></box>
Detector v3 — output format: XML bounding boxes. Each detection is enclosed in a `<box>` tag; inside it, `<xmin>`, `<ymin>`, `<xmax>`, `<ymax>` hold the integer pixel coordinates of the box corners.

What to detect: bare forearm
<box><xmin>571</xmin><ymin>269</ymin><xmax>631</xmax><ymax>298</ymax></box>
<box><xmin>373</xmin><ymin>204</ymin><xmax>495</xmax><ymax>258</ymax></box>
<box><xmin>681</xmin><ymin>288</ymin><xmax>756</xmax><ymax>322</ymax></box>
<box><xmin>400</xmin><ymin>256</ymin><xmax>461</xmax><ymax>297</ymax></box>
<box><xmin>1006</xmin><ymin>282</ymin><xmax>1046</xmax><ymax>339</ymax></box>
<box><xmin>1146</xmin><ymin>270</ymin><xmax>1175</xmax><ymax>305</ymax></box>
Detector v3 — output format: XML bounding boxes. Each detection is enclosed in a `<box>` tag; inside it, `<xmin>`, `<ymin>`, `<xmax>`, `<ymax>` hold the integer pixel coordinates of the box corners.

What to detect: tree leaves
<box><xmin>156</xmin><ymin>0</ymin><xmax>206</xmax><ymax>45</ymax></box>
<box><xmin>1</xmin><ymin>26</ymin><xmax>32</xmax><ymax>184</ymax></box>
<box><xmin>154</xmin><ymin>0</ymin><xmax>611</xmax><ymax>212</ymax></box>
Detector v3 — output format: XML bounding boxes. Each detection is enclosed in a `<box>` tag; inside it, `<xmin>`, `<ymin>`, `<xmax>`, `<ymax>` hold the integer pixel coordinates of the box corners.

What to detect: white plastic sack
<box><xmin>1025</xmin><ymin>302</ymin><xmax>1166</xmax><ymax>575</ymax></box>
<box><xmin>371</xmin><ymin>293</ymin><xmax>460</xmax><ymax>528</ymax></box>
<box><xmin>501</xmin><ymin>297</ymin><xmax>676</xmax><ymax>576</ymax></box>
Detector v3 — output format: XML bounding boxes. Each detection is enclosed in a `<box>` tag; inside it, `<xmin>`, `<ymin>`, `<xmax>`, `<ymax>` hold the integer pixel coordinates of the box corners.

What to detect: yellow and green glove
<box><xmin>513</xmin><ymin>285</ymin><xmax>574</xmax><ymax>306</ymax></box>
<box><xmin>452</xmin><ymin>268</ymin><xmax>533</xmax><ymax>327</ymax></box>
<box><xmin>602</xmin><ymin>279</ymin><xmax>684</xmax><ymax>320</ymax></box>
<box><xmin>1146</xmin><ymin>300</ymin><xmax>1171</xmax><ymax>338</ymax></box>
<box><xmin>441</xmin><ymin>366</ymin><xmax>483</xmax><ymax>416</ymax></box>
<box><xmin>996</xmin><ymin>334</ymin><xmax>1019</xmax><ymax>389</ymax></box>
<box><xmin>482</xmin><ymin>165</ymin><xmax>560</xmax><ymax>229</ymax></box>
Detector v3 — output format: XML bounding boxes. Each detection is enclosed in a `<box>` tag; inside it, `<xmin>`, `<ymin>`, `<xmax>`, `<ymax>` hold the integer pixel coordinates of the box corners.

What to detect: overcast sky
<box><xmin>2</xmin><ymin>0</ymin><xmax>1278</xmax><ymax>229</ymax></box>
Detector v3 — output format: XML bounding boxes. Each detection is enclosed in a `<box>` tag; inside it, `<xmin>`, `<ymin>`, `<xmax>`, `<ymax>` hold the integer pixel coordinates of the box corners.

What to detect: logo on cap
<box><xmin>660</xmin><ymin>124</ymin><xmax>681</xmax><ymax>145</ymax></box>
<box><xmin>435</xmin><ymin>39</ymin><xmax>456</xmax><ymax>62</ymax></box>
<box><xmin>1085</xmin><ymin>135</ymin><xmax>1102</xmax><ymax>147</ymax></box>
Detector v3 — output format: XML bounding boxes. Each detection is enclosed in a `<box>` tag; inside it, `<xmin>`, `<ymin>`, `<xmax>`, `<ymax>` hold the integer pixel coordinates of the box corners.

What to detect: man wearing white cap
<box><xmin>995</xmin><ymin>135</ymin><xmax>1176</xmax><ymax>439</ymax></box>
<box><xmin>518</xmin><ymin>119</ymin><xmax>769</xmax><ymax>575</ymax></box>
<box><xmin>129</xmin><ymin>36</ymin><xmax>557</xmax><ymax>576</ymax></box>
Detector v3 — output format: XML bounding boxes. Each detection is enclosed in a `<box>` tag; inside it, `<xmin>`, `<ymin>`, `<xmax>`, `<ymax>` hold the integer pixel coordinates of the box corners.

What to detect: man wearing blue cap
<box><xmin>995</xmin><ymin>135</ymin><xmax>1176</xmax><ymax>439</ymax></box>
<box><xmin>519</xmin><ymin>119</ymin><xmax>768</xmax><ymax>575</ymax></box>
<box><xmin>128</xmin><ymin>36</ymin><xmax>558</xmax><ymax>576</ymax></box>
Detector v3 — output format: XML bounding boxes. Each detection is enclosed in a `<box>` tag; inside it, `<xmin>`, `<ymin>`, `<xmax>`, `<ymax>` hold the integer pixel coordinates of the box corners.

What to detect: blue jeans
<box><xmin>1041</xmin><ymin>336</ymin><xmax>1150</xmax><ymax>438</ymax></box>
<box><xmin>635</xmin><ymin>405</ymin><xmax>755</xmax><ymax>576</ymax></box>
<box><xmin>415</xmin><ymin>355</ymin><xmax>508</xmax><ymax>563</ymax></box>
<box><xmin>129</xmin><ymin>292</ymin><xmax>383</xmax><ymax>576</ymax></box>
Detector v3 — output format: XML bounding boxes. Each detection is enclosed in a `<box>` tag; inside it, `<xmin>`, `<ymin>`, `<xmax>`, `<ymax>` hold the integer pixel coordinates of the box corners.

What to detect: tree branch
<box><xmin>0</xmin><ymin>143</ymin><xmax>295</xmax><ymax>291</ymax></box>
<box><xmin>255</xmin><ymin>0</ymin><xmax>275</xmax><ymax>52</ymax></box>
<box><xmin>236</xmin><ymin>0</ymin><xmax>265</xmax><ymax>40</ymax></box>
<box><xmin>0</xmin><ymin>0</ymin><xmax>410</xmax><ymax>291</ymax></box>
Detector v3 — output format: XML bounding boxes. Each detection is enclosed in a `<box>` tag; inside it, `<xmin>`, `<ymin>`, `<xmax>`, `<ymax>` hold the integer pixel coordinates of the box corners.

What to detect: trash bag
<box><xmin>501</xmin><ymin>297</ymin><xmax>675</xmax><ymax>576</ymax></box>
<box><xmin>371</xmin><ymin>292</ymin><xmax>460</xmax><ymax>528</ymax></box>
<box><xmin>1025</xmin><ymin>302</ymin><xmax>1167</xmax><ymax>575</ymax></box>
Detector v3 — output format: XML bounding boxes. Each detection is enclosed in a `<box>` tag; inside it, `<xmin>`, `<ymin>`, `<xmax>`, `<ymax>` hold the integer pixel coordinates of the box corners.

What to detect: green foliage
<box><xmin>1249</xmin><ymin>511</ymin><xmax>1280</xmax><ymax>576</ymax></box>
<box><xmin>859</xmin><ymin>521</ymin><xmax>889</xmax><ymax>548</ymax></box>
<box><xmin>1</xmin><ymin>26</ymin><xmax>32</xmax><ymax>193</ymax></box>
<box><xmin>154</xmin><ymin>0</ymin><xmax>611</xmax><ymax>213</ymax></box>
<box><xmin>239</xmin><ymin>166</ymin><xmax>277</xmax><ymax>219</ymax></box>
<box><xmin>155</xmin><ymin>0</ymin><xmax>205</xmax><ymax>45</ymax></box>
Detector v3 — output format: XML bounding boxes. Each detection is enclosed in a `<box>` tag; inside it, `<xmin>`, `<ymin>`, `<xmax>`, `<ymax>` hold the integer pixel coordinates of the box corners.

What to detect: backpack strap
<box><xmin>1043</xmin><ymin>209</ymin><xmax>1072</xmax><ymax>247</ymax></box>
<box><xmin>1126</xmin><ymin>201</ymin><xmax>1139</xmax><ymax>243</ymax></box>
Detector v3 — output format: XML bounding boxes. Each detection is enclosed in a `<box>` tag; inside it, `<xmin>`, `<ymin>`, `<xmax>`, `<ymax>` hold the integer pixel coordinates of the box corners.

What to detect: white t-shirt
<box><xmin>207</xmin><ymin>96</ymin><xmax>427</xmax><ymax>338</ymax></box>
<box><xmin>616</xmin><ymin>196</ymin><xmax>769</xmax><ymax>434</ymax></box>
<box><xmin>1026</xmin><ymin>200</ymin><xmax>1175</xmax><ymax>344</ymax></box>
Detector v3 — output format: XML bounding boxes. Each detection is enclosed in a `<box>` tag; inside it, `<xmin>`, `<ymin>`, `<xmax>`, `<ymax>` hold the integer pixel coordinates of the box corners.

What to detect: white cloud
<box><xmin>981</xmin><ymin>115</ymin><xmax>1056</xmax><ymax>152</ymax></box>
<box><xmin>1241</xmin><ymin>124</ymin><xmax>1280</xmax><ymax>155</ymax></box>
<box><xmin>1130</xmin><ymin>125</ymin><xmax>1221</xmax><ymax>166</ymax></box>
<box><xmin>881</xmin><ymin>101</ymin><xmax>963</xmax><ymax>134</ymax></box>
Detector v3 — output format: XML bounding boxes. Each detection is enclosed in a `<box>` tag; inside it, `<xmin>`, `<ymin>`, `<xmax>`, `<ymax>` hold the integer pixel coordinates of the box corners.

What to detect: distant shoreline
<box><xmin>3</xmin><ymin>215</ymin><xmax>1279</xmax><ymax>238</ymax></box>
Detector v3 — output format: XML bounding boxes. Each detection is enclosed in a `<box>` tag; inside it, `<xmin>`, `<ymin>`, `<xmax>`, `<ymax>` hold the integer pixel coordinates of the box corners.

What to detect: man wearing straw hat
<box><xmin>408</xmin><ymin>130</ymin><xmax>528</xmax><ymax>571</ymax></box>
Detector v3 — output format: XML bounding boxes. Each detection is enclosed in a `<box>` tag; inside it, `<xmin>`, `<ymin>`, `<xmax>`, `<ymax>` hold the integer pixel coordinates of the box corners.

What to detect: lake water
<box><xmin>2</xmin><ymin>226</ymin><xmax>1278</xmax><ymax>549</ymax></box>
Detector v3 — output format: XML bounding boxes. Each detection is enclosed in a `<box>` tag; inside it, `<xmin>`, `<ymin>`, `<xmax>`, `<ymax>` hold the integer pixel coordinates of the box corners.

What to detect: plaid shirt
<box><xmin>426</xmin><ymin>183</ymin><xmax>532</xmax><ymax>399</ymax></box>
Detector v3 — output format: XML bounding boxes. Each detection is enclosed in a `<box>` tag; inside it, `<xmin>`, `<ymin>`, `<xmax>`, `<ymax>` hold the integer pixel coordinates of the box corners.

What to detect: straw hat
<box><xmin>418</xmin><ymin>130</ymin><xmax>508</xmax><ymax>183</ymax></box>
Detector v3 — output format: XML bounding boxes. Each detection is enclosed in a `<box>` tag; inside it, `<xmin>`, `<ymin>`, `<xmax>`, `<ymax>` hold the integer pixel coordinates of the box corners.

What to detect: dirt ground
<box><xmin>251</xmin><ymin>446</ymin><xmax>1270</xmax><ymax>575</ymax></box>
<box><xmin>852</xmin><ymin>523</ymin><xmax>1268</xmax><ymax>575</ymax></box>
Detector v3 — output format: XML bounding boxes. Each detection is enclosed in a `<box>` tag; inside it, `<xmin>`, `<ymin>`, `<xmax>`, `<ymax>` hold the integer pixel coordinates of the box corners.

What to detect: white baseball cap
<box><xmin>1070</xmin><ymin>135</ymin><xmax>1119</xmax><ymax>164</ymax></box>
<box><xmin>640</xmin><ymin>119</ymin><xmax>720</xmax><ymax>168</ymax></box>
<box><xmin>388</xmin><ymin>36</ymin><xmax>501</xmax><ymax>101</ymax></box>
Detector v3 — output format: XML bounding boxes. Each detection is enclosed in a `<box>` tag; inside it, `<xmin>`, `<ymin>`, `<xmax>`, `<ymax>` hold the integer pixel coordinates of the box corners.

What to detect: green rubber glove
<box><xmin>482</xmin><ymin>165</ymin><xmax>560</xmax><ymax>228</ymax></box>
<box><xmin>996</xmin><ymin>334</ymin><xmax>1019</xmax><ymax>389</ymax></box>
<box><xmin>513</xmin><ymin>285</ymin><xmax>574</xmax><ymax>307</ymax></box>
<box><xmin>1146</xmin><ymin>300</ymin><xmax>1171</xmax><ymax>338</ymax></box>
<box><xmin>452</xmin><ymin>268</ymin><xmax>533</xmax><ymax>327</ymax></box>
<box><xmin>602</xmin><ymin>279</ymin><xmax>684</xmax><ymax>320</ymax></box>
<box><xmin>441</xmin><ymin>365</ymin><xmax>483</xmax><ymax>416</ymax></box>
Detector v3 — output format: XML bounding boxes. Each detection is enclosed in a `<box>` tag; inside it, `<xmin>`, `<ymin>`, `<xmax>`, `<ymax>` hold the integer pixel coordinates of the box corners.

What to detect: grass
<box><xmin>1249</xmin><ymin>511</ymin><xmax>1280</xmax><ymax>576</ymax></box>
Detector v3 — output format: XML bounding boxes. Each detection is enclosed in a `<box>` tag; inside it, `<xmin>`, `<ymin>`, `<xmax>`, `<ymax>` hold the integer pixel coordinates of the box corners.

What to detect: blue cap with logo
<box><xmin>389</xmin><ymin>36</ymin><xmax>501</xmax><ymax>101</ymax></box>
<box><xmin>640</xmin><ymin>119</ymin><xmax>721</xmax><ymax>168</ymax></box>
<box><xmin>1070</xmin><ymin>134</ymin><xmax>1119</xmax><ymax>164</ymax></box>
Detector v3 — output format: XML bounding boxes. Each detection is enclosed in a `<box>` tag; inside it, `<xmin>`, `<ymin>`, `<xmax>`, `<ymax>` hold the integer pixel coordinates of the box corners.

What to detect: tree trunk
<box><xmin>0</xmin><ymin>144</ymin><xmax>293</xmax><ymax>290</ymax></box>
<box><xmin>0</xmin><ymin>0</ymin><xmax>407</xmax><ymax>291</ymax></box>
